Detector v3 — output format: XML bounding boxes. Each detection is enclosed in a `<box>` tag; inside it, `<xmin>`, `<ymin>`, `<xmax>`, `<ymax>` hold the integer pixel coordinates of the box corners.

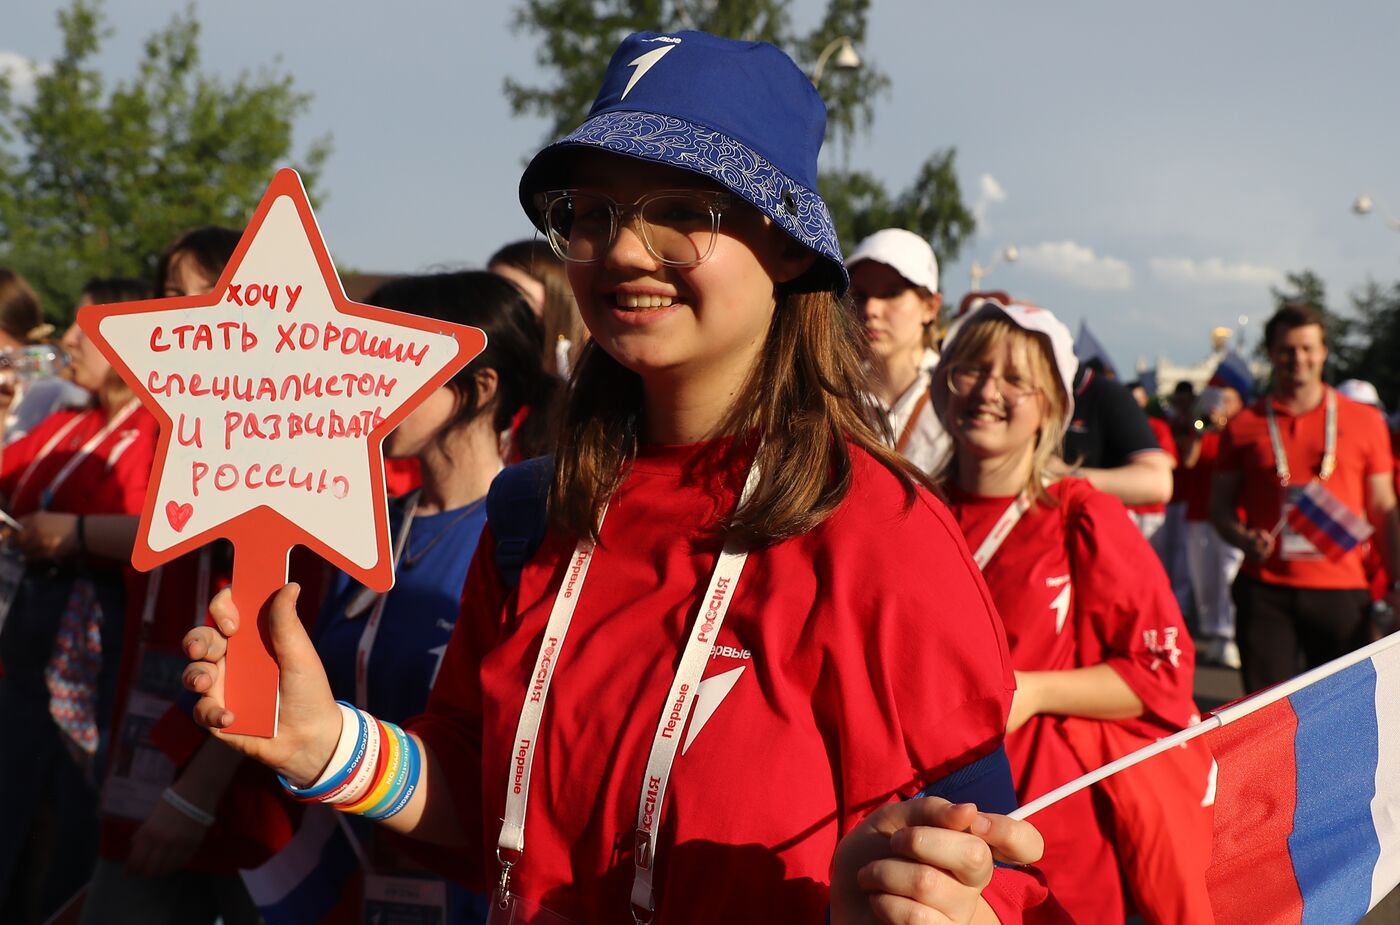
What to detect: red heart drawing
<box><xmin>166</xmin><ymin>500</ymin><xmax>194</xmax><ymax>532</ymax></box>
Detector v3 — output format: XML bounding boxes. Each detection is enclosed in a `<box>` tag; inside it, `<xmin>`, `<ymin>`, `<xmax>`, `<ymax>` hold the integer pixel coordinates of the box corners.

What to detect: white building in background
<box><xmin>1136</xmin><ymin>327</ymin><xmax>1268</xmax><ymax>397</ymax></box>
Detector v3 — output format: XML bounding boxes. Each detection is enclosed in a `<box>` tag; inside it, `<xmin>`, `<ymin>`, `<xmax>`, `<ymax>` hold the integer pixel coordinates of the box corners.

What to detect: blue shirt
<box><xmin>315</xmin><ymin>495</ymin><xmax>488</xmax><ymax>723</ymax></box>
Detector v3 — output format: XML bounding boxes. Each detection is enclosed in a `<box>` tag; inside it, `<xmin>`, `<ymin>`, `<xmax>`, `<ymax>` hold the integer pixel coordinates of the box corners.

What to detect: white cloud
<box><xmin>973</xmin><ymin>173</ymin><xmax>1007</xmax><ymax>226</ymax></box>
<box><xmin>0</xmin><ymin>51</ymin><xmax>49</xmax><ymax>104</ymax></box>
<box><xmin>1148</xmin><ymin>256</ymin><xmax>1282</xmax><ymax>288</ymax></box>
<box><xmin>1015</xmin><ymin>240</ymin><xmax>1134</xmax><ymax>291</ymax></box>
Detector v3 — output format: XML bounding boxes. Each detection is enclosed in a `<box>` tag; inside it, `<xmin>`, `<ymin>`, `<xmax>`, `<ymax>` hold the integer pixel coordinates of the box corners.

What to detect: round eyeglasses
<box><xmin>538</xmin><ymin>189</ymin><xmax>731</xmax><ymax>268</ymax></box>
<box><xmin>946</xmin><ymin>363</ymin><xmax>1040</xmax><ymax>406</ymax></box>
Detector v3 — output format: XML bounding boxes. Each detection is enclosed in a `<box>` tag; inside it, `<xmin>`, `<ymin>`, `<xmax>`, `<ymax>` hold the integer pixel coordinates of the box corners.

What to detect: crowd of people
<box><xmin>0</xmin><ymin>27</ymin><xmax>1397</xmax><ymax>925</ymax></box>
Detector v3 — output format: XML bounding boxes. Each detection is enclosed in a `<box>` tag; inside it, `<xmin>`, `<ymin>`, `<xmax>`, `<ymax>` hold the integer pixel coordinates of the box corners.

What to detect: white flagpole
<box><xmin>1009</xmin><ymin>631</ymin><xmax>1400</xmax><ymax>821</ymax></box>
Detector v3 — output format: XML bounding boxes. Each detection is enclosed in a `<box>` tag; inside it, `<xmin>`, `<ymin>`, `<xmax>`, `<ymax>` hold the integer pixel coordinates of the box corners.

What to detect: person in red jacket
<box><xmin>934</xmin><ymin>297</ymin><xmax>1213</xmax><ymax>925</ymax></box>
<box><xmin>178</xmin><ymin>30</ymin><xmax>1065</xmax><ymax>925</ymax></box>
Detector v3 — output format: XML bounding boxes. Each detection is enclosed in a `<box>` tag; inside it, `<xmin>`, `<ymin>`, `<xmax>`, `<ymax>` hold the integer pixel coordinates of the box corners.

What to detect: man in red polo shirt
<box><xmin>1209</xmin><ymin>303</ymin><xmax>1400</xmax><ymax>692</ymax></box>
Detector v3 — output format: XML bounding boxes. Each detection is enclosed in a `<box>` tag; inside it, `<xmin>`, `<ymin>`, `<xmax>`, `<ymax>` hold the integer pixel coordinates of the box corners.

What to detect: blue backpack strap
<box><xmin>910</xmin><ymin>743</ymin><xmax>1018</xmax><ymax>816</ymax></box>
<box><xmin>486</xmin><ymin>455</ymin><xmax>554</xmax><ymax>590</ymax></box>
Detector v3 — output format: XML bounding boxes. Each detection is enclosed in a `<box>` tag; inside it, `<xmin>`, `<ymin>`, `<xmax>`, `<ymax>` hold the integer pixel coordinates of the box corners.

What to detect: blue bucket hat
<box><xmin>518</xmin><ymin>30</ymin><xmax>848</xmax><ymax>292</ymax></box>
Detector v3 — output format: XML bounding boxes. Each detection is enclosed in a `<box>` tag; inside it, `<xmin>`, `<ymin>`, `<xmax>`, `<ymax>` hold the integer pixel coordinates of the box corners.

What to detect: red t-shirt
<box><xmin>0</xmin><ymin>404</ymin><xmax>157</xmax><ymax>516</ymax></box>
<box><xmin>1218</xmin><ymin>389</ymin><xmax>1393</xmax><ymax>589</ymax></box>
<box><xmin>948</xmin><ymin>478</ymin><xmax>1200</xmax><ymax>925</ymax></box>
<box><xmin>1178</xmin><ymin>430</ymin><xmax>1221</xmax><ymax>523</ymax></box>
<box><xmin>1129</xmin><ymin>417</ymin><xmax>1177</xmax><ymax>516</ymax></box>
<box><xmin>413</xmin><ymin>442</ymin><xmax>1059</xmax><ymax>924</ymax></box>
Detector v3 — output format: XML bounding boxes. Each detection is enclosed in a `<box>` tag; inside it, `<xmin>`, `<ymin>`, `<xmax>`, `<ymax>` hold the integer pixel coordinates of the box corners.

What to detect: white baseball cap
<box><xmin>932</xmin><ymin>297</ymin><xmax>1078</xmax><ymax>432</ymax></box>
<box><xmin>847</xmin><ymin>228</ymin><xmax>939</xmax><ymax>293</ymax></box>
<box><xmin>1338</xmin><ymin>379</ymin><xmax>1383</xmax><ymax>408</ymax></box>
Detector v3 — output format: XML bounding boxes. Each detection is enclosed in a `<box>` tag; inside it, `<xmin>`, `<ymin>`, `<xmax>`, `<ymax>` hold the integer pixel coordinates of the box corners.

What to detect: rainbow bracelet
<box><xmin>365</xmin><ymin>726</ymin><xmax>422</xmax><ymax>821</ymax></box>
<box><xmin>339</xmin><ymin>720</ymin><xmax>401</xmax><ymax>815</ymax></box>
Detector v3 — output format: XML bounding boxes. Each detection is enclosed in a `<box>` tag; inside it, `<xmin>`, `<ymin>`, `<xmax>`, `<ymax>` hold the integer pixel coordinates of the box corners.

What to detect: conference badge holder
<box><xmin>99</xmin><ymin>644</ymin><xmax>185</xmax><ymax>820</ymax></box>
<box><xmin>362</xmin><ymin>874</ymin><xmax>449</xmax><ymax>925</ymax></box>
<box><xmin>486</xmin><ymin>888</ymin><xmax>577</xmax><ymax>925</ymax></box>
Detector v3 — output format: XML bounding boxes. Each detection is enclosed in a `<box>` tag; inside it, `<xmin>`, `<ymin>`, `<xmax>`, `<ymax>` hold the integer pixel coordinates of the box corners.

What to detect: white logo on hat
<box><xmin>621</xmin><ymin>43</ymin><xmax>677</xmax><ymax>100</ymax></box>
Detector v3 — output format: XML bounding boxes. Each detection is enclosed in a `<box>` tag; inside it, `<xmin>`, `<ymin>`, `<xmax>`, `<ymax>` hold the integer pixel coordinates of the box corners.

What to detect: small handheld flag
<box><xmin>1286</xmin><ymin>480</ymin><xmax>1374</xmax><ymax>561</ymax></box>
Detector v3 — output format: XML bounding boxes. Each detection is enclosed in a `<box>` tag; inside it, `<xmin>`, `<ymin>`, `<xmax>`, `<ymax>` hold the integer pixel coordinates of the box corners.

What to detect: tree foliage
<box><xmin>504</xmin><ymin>0</ymin><xmax>975</xmax><ymax>263</ymax></box>
<box><xmin>0</xmin><ymin>1</ymin><xmax>330</xmax><ymax>322</ymax></box>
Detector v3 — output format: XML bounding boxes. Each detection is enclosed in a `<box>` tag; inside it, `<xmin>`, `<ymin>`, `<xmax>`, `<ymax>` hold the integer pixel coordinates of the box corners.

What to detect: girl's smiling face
<box><xmin>944</xmin><ymin>334</ymin><xmax>1048</xmax><ymax>464</ymax></box>
<box><xmin>562</xmin><ymin>153</ymin><xmax>812</xmax><ymax>390</ymax></box>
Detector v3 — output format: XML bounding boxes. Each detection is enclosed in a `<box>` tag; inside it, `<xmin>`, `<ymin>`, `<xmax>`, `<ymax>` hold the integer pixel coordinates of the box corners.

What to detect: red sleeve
<box><xmin>404</xmin><ymin>525</ymin><xmax>507</xmax><ymax>887</ymax></box>
<box><xmin>0</xmin><ymin>411</ymin><xmax>66</xmax><ymax>498</ymax></box>
<box><xmin>1150</xmin><ymin>417</ymin><xmax>1177</xmax><ymax>464</ymax></box>
<box><xmin>984</xmin><ymin>865</ymin><xmax>1071</xmax><ymax>924</ymax></box>
<box><xmin>1215</xmin><ymin>413</ymin><xmax>1246</xmax><ymax>475</ymax></box>
<box><xmin>1066</xmin><ymin>484</ymin><xmax>1198</xmax><ymax>732</ymax></box>
<box><xmin>1362</xmin><ymin>405</ymin><xmax>1394</xmax><ymax>478</ymax></box>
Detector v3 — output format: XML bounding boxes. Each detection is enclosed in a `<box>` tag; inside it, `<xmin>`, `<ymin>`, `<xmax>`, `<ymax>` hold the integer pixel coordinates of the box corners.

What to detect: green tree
<box><xmin>503</xmin><ymin>0</ymin><xmax>976</xmax><ymax>264</ymax></box>
<box><xmin>1337</xmin><ymin>280</ymin><xmax>1400</xmax><ymax>409</ymax></box>
<box><xmin>0</xmin><ymin>1</ymin><xmax>330</xmax><ymax>323</ymax></box>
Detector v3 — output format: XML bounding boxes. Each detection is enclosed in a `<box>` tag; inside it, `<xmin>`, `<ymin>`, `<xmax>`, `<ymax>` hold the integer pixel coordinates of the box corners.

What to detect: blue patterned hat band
<box><xmin>518</xmin><ymin>31</ymin><xmax>849</xmax><ymax>293</ymax></box>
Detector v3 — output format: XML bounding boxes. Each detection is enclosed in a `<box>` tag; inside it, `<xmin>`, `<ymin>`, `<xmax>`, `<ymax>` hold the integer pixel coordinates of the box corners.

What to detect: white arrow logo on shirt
<box><xmin>682</xmin><ymin>665</ymin><xmax>745</xmax><ymax>755</ymax></box>
<box><xmin>620</xmin><ymin>45</ymin><xmax>676</xmax><ymax>100</ymax></box>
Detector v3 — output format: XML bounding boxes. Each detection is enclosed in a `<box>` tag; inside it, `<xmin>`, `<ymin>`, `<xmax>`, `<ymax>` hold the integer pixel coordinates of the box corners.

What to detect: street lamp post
<box><xmin>969</xmin><ymin>245</ymin><xmax>1019</xmax><ymax>291</ymax></box>
<box><xmin>811</xmin><ymin>36</ymin><xmax>861</xmax><ymax>85</ymax></box>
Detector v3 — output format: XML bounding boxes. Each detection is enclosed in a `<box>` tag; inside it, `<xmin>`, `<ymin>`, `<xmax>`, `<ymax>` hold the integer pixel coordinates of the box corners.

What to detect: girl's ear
<box><xmin>921</xmin><ymin>292</ymin><xmax>943</xmax><ymax>326</ymax></box>
<box><xmin>769</xmin><ymin>234</ymin><xmax>818</xmax><ymax>285</ymax></box>
<box><xmin>473</xmin><ymin>368</ymin><xmax>500</xmax><ymax>410</ymax></box>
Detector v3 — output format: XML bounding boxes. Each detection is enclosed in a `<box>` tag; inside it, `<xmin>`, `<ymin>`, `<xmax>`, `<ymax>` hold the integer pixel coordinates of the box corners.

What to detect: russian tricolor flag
<box><xmin>1011</xmin><ymin>634</ymin><xmax>1400</xmax><ymax>925</ymax></box>
<box><xmin>1205</xmin><ymin>637</ymin><xmax>1400</xmax><ymax>924</ymax></box>
<box><xmin>1210</xmin><ymin>350</ymin><xmax>1254</xmax><ymax>397</ymax></box>
<box><xmin>1286</xmin><ymin>480</ymin><xmax>1375</xmax><ymax>561</ymax></box>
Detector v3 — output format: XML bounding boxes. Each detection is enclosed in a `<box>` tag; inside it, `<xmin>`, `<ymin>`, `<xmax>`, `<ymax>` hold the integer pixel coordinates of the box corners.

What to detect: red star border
<box><xmin>80</xmin><ymin>169</ymin><xmax>485</xmax><ymax>735</ymax></box>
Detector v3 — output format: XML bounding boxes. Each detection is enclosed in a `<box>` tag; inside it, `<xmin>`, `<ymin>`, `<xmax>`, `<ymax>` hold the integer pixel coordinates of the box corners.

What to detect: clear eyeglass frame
<box><xmin>946</xmin><ymin>363</ymin><xmax>1041</xmax><ymax>407</ymax></box>
<box><xmin>537</xmin><ymin>189</ymin><xmax>731</xmax><ymax>268</ymax></box>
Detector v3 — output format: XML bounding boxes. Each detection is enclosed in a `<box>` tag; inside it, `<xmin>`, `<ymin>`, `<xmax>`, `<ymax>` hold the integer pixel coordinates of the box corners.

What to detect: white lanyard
<box><xmin>495</xmin><ymin>465</ymin><xmax>760</xmax><ymax>924</ymax></box>
<box><xmin>972</xmin><ymin>492</ymin><xmax>1032</xmax><ymax>569</ymax></box>
<box><xmin>1265</xmin><ymin>389</ymin><xmax>1336</xmax><ymax>485</ymax></box>
<box><xmin>355</xmin><ymin>490</ymin><xmax>421</xmax><ymax>707</ymax></box>
<box><xmin>139</xmin><ymin>546</ymin><xmax>214</xmax><ymax>636</ymax></box>
<box><xmin>12</xmin><ymin>400</ymin><xmax>140</xmax><ymax>511</ymax></box>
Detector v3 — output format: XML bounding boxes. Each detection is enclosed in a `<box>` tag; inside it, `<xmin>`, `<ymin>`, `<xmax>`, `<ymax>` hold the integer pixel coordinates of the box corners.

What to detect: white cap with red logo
<box><xmin>933</xmin><ymin>297</ymin><xmax>1078</xmax><ymax>432</ymax></box>
<box><xmin>847</xmin><ymin>228</ymin><xmax>939</xmax><ymax>293</ymax></box>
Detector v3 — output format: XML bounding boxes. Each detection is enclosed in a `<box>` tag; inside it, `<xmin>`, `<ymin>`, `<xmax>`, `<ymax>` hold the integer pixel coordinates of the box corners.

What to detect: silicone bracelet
<box><xmin>339</xmin><ymin>720</ymin><xmax>401</xmax><ymax>815</ymax></box>
<box><xmin>366</xmin><ymin>729</ymin><xmax>421</xmax><ymax>821</ymax></box>
<box><xmin>278</xmin><ymin>702</ymin><xmax>367</xmax><ymax>800</ymax></box>
<box><xmin>358</xmin><ymin>722</ymin><xmax>413</xmax><ymax>819</ymax></box>
<box><xmin>322</xmin><ymin>711</ymin><xmax>383</xmax><ymax>805</ymax></box>
<box><xmin>161</xmin><ymin>787</ymin><xmax>215</xmax><ymax>827</ymax></box>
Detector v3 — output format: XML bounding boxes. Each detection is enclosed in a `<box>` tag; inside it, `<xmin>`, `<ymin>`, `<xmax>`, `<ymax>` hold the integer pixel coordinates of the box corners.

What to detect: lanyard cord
<box><xmin>354</xmin><ymin>490</ymin><xmax>421</xmax><ymax>708</ymax></box>
<box><xmin>12</xmin><ymin>400</ymin><xmax>141</xmax><ymax>512</ymax></box>
<box><xmin>1265</xmin><ymin>388</ymin><xmax>1336</xmax><ymax>485</ymax></box>
<box><xmin>495</xmin><ymin>465</ymin><xmax>761</xmax><ymax>923</ymax></box>
<box><xmin>972</xmin><ymin>492</ymin><xmax>1033</xmax><ymax>570</ymax></box>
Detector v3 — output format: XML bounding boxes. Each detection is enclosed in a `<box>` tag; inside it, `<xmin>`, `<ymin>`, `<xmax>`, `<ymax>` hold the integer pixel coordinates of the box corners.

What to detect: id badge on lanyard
<box><xmin>363</xmin><ymin>874</ymin><xmax>450</xmax><ymax>925</ymax></box>
<box><xmin>100</xmin><ymin>551</ymin><xmax>213</xmax><ymax>820</ymax></box>
<box><xmin>485</xmin><ymin>892</ymin><xmax>579</xmax><ymax>925</ymax></box>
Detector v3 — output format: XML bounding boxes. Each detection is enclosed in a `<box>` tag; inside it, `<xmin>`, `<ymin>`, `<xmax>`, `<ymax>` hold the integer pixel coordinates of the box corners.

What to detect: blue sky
<box><xmin>5</xmin><ymin>1</ymin><xmax>1399</xmax><ymax>375</ymax></box>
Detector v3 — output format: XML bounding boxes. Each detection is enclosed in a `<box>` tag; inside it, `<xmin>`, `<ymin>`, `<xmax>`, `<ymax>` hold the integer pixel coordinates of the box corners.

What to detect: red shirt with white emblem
<box><xmin>947</xmin><ymin>478</ymin><xmax>1200</xmax><ymax>925</ymax></box>
<box><xmin>413</xmin><ymin>441</ymin><xmax>1062</xmax><ymax>924</ymax></box>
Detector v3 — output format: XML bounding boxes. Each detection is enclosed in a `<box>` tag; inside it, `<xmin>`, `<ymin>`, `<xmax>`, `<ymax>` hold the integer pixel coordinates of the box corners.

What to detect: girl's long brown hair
<box><xmin>550</xmin><ymin>288</ymin><xmax>935</xmax><ymax>547</ymax></box>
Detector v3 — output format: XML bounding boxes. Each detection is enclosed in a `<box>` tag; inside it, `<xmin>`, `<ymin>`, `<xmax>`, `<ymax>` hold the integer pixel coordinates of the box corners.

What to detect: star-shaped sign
<box><xmin>79</xmin><ymin>169</ymin><xmax>485</xmax><ymax>735</ymax></box>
